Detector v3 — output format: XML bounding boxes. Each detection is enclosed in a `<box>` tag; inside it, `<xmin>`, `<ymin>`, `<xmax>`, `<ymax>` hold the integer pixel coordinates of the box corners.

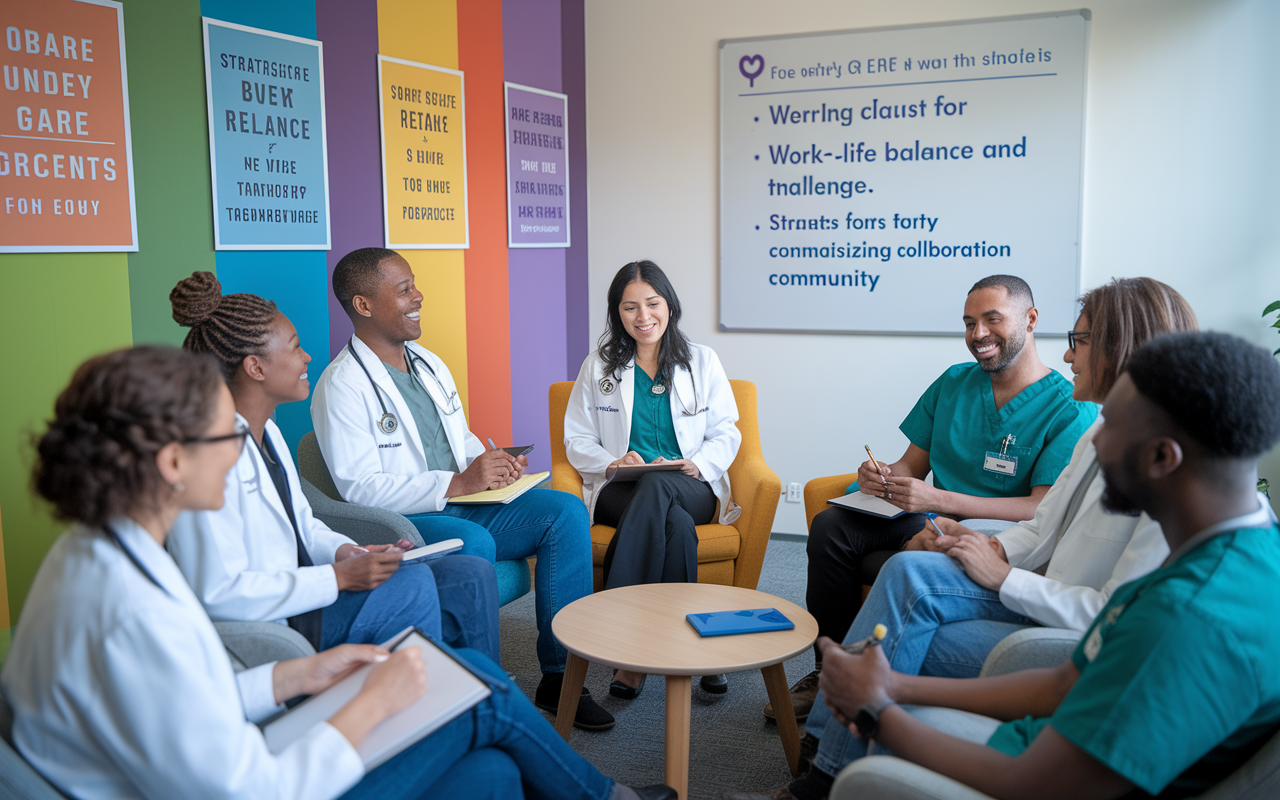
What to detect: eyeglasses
<box><xmin>1067</xmin><ymin>330</ymin><xmax>1092</xmax><ymax>351</ymax></box>
<box><xmin>183</xmin><ymin>421</ymin><xmax>249</xmax><ymax>453</ymax></box>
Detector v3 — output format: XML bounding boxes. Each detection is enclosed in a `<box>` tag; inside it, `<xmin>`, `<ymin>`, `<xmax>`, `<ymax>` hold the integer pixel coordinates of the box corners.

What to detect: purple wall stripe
<box><xmin>504</xmin><ymin>0</ymin><xmax>566</xmax><ymax>473</ymax></box>
<box><xmin>317</xmin><ymin>0</ymin><xmax>382</xmax><ymax>359</ymax></box>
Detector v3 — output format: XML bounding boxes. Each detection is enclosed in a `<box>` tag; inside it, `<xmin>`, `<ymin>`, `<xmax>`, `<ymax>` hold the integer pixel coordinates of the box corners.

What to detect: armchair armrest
<box><xmin>299</xmin><ymin>477</ymin><xmax>424</xmax><ymax>548</ymax></box>
<box><xmin>979</xmin><ymin>628</ymin><xmax>1082</xmax><ymax>677</ymax></box>
<box><xmin>729</xmin><ymin>450</ymin><xmax>781</xmax><ymax>590</ymax></box>
<box><xmin>832</xmin><ymin>756</ymin><xmax>996</xmax><ymax>800</ymax></box>
<box><xmin>213</xmin><ymin>621</ymin><xmax>316</xmax><ymax>671</ymax></box>
<box><xmin>804</xmin><ymin>473</ymin><xmax>859</xmax><ymax>531</ymax></box>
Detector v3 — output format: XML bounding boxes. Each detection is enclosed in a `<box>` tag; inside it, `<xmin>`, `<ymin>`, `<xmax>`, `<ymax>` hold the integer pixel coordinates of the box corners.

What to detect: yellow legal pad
<box><xmin>446</xmin><ymin>471</ymin><xmax>551</xmax><ymax>505</ymax></box>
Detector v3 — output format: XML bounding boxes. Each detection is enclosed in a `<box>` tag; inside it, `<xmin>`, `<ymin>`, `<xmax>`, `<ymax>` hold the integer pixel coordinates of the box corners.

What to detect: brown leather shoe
<box><xmin>763</xmin><ymin>669</ymin><xmax>819</xmax><ymax>721</ymax></box>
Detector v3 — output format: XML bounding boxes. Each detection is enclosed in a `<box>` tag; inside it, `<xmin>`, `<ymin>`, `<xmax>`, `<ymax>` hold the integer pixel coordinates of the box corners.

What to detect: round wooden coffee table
<box><xmin>551</xmin><ymin>583</ymin><xmax>818</xmax><ymax>799</ymax></box>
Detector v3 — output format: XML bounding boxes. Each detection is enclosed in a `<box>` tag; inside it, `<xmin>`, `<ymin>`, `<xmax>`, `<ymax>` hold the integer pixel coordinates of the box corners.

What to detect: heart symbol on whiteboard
<box><xmin>739</xmin><ymin>54</ymin><xmax>765</xmax><ymax>88</ymax></box>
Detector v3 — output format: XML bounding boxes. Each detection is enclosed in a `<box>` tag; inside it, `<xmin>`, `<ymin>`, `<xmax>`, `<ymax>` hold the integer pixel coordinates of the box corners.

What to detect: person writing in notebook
<box><xmin>311</xmin><ymin>247</ymin><xmax>610</xmax><ymax>731</ymax></box>
<box><xmin>564</xmin><ymin>260</ymin><xmax>742</xmax><ymax>699</ymax></box>
<box><xmin>775</xmin><ymin>275</ymin><xmax>1098</xmax><ymax>722</ymax></box>
<box><xmin>165</xmin><ymin>272</ymin><xmax>500</xmax><ymax>663</ymax></box>
<box><xmin>1</xmin><ymin>345</ymin><xmax>676</xmax><ymax>800</ymax></box>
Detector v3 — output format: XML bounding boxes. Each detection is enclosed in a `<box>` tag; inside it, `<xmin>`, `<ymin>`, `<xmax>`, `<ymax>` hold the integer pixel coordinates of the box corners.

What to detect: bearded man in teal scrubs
<box><xmin>775</xmin><ymin>275</ymin><xmax>1098</xmax><ymax>721</ymax></box>
<box><xmin>810</xmin><ymin>331</ymin><xmax>1280</xmax><ymax>800</ymax></box>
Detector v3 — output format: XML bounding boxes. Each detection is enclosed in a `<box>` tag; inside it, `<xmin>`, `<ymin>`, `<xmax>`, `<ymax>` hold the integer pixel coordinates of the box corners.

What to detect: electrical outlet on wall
<box><xmin>786</xmin><ymin>482</ymin><xmax>802</xmax><ymax>503</ymax></box>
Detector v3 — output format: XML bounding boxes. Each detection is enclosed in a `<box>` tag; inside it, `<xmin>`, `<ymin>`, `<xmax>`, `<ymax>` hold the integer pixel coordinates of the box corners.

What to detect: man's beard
<box><xmin>972</xmin><ymin>326</ymin><xmax>1027</xmax><ymax>373</ymax></box>
<box><xmin>1099</xmin><ymin>444</ymin><xmax>1146</xmax><ymax>517</ymax></box>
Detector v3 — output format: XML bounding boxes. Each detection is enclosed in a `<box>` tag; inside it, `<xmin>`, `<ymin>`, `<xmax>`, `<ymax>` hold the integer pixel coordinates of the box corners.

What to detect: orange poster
<box><xmin>377</xmin><ymin>55</ymin><xmax>468</xmax><ymax>249</ymax></box>
<box><xmin>1</xmin><ymin>0</ymin><xmax>137</xmax><ymax>252</ymax></box>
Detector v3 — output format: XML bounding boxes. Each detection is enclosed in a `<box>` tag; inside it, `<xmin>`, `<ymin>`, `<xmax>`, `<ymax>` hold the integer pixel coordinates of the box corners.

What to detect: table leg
<box><xmin>554</xmin><ymin>653</ymin><xmax>589</xmax><ymax>741</ymax></box>
<box><xmin>664</xmin><ymin>674</ymin><xmax>692</xmax><ymax>800</ymax></box>
<box><xmin>762</xmin><ymin>663</ymin><xmax>801</xmax><ymax>776</ymax></box>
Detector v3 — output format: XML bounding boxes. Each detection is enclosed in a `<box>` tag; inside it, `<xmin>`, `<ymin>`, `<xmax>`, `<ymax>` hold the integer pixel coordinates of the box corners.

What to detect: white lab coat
<box><xmin>0</xmin><ymin>519</ymin><xmax>363</xmax><ymax>800</ymax></box>
<box><xmin>994</xmin><ymin>418</ymin><xmax>1169</xmax><ymax>631</ymax></box>
<box><xmin>168</xmin><ymin>416</ymin><xmax>354</xmax><ymax>622</ymax></box>
<box><xmin>565</xmin><ymin>344</ymin><xmax>742</xmax><ymax>524</ymax></box>
<box><xmin>312</xmin><ymin>335</ymin><xmax>485</xmax><ymax>515</ymax></box>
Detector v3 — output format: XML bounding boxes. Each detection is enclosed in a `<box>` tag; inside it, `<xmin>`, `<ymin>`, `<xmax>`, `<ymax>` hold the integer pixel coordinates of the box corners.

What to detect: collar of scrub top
<box><xmin>103</xmin><ymin>519</ymin><xmax>170</xmax><ymax>596</ymax></box>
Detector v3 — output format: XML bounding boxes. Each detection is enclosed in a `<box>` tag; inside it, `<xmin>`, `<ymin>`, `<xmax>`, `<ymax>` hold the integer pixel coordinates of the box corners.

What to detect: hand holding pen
<box><xmin>858</xmin><ymin>445</ymin><xmax>895</xmax><ymax>498</ymax></box>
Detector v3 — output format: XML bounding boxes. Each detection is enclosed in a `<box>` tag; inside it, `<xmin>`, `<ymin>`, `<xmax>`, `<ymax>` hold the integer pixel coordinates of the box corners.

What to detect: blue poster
<box><xmin>202</xmin><ymin>18</ymin><xmax>330</xmax><ymax>250</ymax></box>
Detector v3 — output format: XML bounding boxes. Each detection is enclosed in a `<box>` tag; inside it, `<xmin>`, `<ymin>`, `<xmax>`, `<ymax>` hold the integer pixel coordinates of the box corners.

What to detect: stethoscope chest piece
<box><xmin>651</xmin><ymin>381</ymin><xmax>666</xmax><ymax>396</ymax></box>
<box><xmin>599</xmin><ymin>377</ymin><xmax>616</xmax><ymax>395</ymax></box>
<box><xmin>378</xmin><ymin>413</ymin><xmax>399</xmax><ymax>435</ymax></box>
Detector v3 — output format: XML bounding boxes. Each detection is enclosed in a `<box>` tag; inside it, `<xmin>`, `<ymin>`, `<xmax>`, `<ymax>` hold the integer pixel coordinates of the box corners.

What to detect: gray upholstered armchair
<box><xmin>830</xmin><ymin>627</ymin><xmax>1280</xmax><ymax>800</ymax></box>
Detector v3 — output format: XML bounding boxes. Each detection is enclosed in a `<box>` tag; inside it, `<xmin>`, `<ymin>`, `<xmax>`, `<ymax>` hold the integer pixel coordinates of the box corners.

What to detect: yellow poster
<box><xmin>377</xmin><ymin>55</ymin><xmax>467</xmax><ymax>248</ymax></box>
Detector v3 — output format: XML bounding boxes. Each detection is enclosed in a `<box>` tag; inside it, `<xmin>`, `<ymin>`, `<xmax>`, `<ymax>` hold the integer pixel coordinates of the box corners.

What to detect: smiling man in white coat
<box><xmin>311</xmin><ymin>247</ymin><xmax>611</xmax><ymax>731</ymax></box>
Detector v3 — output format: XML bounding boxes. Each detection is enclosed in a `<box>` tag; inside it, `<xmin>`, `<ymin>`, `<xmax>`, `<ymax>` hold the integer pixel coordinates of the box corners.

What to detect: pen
<box><xmin>925</xmin><ymin>512</ymin><xmax>944</xmax><ymax>536</ymax></box>
<box><xmin>843</xmin><ymin>623</ymin><xmax>888</xmax><ymax>654</ymax></box>
<box><xmin>487</xmin><ymin>438</ymin><xmax>498</xmax><ymax>450</ymax></box>
<box><xmin>865</xmin><ymin>444</ymin><xmax>894</xmax><ymax>488</ymax></box>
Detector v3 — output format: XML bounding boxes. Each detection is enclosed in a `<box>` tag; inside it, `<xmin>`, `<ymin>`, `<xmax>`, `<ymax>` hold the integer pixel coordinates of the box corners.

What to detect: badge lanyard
<box><xmin>983</xmin><ymin>434</ymin><xmax>1018</xmax><ymax>477</ymax></box>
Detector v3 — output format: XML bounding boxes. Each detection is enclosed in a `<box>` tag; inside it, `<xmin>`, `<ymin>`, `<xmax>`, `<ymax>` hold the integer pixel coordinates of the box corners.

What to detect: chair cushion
<box><xmin>589</xmin><ymin>523</ymin><xmax>741</xmax><ymax>565</ymax></box>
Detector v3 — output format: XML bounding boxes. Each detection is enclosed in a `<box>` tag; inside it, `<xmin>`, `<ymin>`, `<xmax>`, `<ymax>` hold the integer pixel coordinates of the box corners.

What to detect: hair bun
<box><xmin>170</xmin><ymin>271</ymin><xmax>224</xmax><ymax>327</ymax></box>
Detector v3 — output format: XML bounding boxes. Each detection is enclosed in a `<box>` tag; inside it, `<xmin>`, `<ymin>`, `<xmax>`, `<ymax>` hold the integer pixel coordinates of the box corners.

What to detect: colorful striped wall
<box><xmin>0</xmin><ymin>0</ymin><xmax>589</xmax><ymax>655</ymax></box>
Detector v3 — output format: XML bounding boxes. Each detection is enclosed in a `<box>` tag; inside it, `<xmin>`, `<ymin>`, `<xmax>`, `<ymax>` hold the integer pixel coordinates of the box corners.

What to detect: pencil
<box><xmin>865</xmin><ymin>444</ymin><xmax>894</xmax><ymax>488</ymax></box>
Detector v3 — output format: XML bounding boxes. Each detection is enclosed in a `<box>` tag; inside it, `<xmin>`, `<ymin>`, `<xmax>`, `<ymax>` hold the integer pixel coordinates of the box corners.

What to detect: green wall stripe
<box><xmin>0</xmin><ymin>255</ymin><xmax>134</xmax><ymax>625</ymax></box>
<box><xmin>123</xmin><ymin>0</ymin><xmax>217</xmax><ymax>345</ymax></box>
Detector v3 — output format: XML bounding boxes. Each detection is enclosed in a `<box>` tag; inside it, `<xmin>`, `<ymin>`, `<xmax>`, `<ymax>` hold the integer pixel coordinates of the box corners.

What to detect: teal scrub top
<box><xmin>987</xmin><ymin>525</ymin><xmax>1280</xmax><ymax>797</ymax></box>
<box><xmin>383</xmin><ymin>362</ymin><xmax>460</xmax><ymax>473</ymax></box>
<box><xmin>628</xmin><ymin>368</ymin><xmax>682</xmax><ymax>463</ymax></box>
<box><xmin>856</xmin><ymin>362</ymin><xmax>1096</xmax><ymax>497</ymax></box>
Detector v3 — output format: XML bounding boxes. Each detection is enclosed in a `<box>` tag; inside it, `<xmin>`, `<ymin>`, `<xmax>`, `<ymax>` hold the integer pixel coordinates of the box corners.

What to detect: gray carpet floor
<box><xmin>499</xmin><ymin>538</ymin><xmax>814</xmax><ymax>800</ymax></box>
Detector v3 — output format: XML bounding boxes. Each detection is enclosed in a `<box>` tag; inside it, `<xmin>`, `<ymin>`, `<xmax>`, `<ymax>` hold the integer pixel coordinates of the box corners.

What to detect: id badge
<box><xmin>983</xmin><ymin>451</ymin><xmax>1018</xmax><ymax>476</ymax></box>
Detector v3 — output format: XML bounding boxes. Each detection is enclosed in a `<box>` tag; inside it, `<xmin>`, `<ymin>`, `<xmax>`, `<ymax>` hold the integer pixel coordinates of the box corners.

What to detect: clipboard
<box><xmin>826</xmin><ymin>492</ymin><xmax>906</xmax><ymax>519</ymax></box>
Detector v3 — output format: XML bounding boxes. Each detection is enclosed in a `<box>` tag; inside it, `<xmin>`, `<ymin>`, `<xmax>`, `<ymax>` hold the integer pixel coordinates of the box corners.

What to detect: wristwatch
<box><xmin>854</xmin><ymin>699</ymin><xmax>897</xmax><ymax>740</ymax></box>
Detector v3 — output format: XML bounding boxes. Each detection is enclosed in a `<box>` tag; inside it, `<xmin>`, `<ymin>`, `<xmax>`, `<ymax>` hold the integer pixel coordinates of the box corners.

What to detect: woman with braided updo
<box><xmin>164</xmin><ymin>271</ymin><xmax>500</xmax><ymax>661</ymax></box>
<box><xmin>1</xmin><ymin>345</ymin><xmax>676</xmax><ymax>800</ymax></box>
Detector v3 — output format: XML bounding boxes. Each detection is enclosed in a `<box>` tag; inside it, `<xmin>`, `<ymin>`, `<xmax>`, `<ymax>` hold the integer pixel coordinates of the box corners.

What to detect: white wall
<box><xmin>584</xmin><ymin>0</ymin><xmax>1280</xmax><ymax>534</ymax></box>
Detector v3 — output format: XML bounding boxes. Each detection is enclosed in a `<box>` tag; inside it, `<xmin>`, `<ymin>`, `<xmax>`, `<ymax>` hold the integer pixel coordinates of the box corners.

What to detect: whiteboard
<box><xmin>719</xmin><ymin>11</ymin><xmax>1089</xmax><ymax>335</ymax></box>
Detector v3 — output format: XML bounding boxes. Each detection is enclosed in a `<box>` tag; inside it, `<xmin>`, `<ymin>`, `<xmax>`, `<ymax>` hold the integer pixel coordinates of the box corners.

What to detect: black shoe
<box><xmin>535</xmin><ymin>673</ymin><xmax>616</xmax><ymax>731</ymax></box>
<box><xmin>627</xmin><ymin>785</ymin><xmax>678</xmax><ymax>800</ymax></box>
<box><xmin>610</xmin><ymin>670</ymin><xmax>647</xmax><ymax>700</ymax></box>
<box><xmin>796</xmin><ymin>732</ymin><xmax>820</xmax><ymax>778</ymax></box>
<box><xmin>700</xmin><ymin>673</ymin><xmax>729</xmax><ymax>694</ymax></box>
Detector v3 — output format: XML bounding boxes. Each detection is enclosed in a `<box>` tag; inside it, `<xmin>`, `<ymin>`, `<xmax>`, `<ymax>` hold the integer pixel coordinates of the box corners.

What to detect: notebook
<box><xmin>686</xmin><ymin>608</ymin><xmax>795</xmax><ymax>637</ymax></box>
<box><xmin>447</xmin><ymin>471</ymin><xmax>550</xmax><ymax>505</ymax></box>
<box><xmin>826</xmin><ymin>491</ymin><xmax>906</xmax><ymax>519</ymax></box>
<box><xmin>263</xmin><ymin>628</ymin><xmax>490</xmax><ymax>769</ymax></box>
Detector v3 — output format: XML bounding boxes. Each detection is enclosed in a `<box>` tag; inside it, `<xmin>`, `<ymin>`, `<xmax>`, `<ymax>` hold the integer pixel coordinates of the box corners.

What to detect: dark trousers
<box><xmin>595</xmin><ymin>471</ymin><xmax>717</xmax><ymax>589</ymax></box>
<box><xmin>806</xmin><ymin>506</ymin><xmax>927</xmax><ymax>660</ymax></box>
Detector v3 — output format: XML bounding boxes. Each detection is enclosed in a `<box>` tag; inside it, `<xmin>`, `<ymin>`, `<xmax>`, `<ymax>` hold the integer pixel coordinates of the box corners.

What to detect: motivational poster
<box><xmin>378</xmin><ymin>55</ymin><xmax>468</xmax><ymax>249</ymax></box>
<box><xmin>0</xmin><ymin>0</ymin><xmax>137</xmax><ymax>252</ymax></box>
<box><xmin>203</xmin><ymin>18</ymin><xmax>330</xmax><ymax>250</ymax></box>
<box><xmin>504</xmin><ymin>82</ymin><xmax>569</xmax><ymax>248</ymax></box>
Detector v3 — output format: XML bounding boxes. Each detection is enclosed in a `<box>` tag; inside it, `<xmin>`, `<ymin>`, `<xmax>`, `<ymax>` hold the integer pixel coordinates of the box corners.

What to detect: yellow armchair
<box><xmin>549</xmin><ymin>379</ymin><xmax>780</xmax><ymax>592</ymax></box>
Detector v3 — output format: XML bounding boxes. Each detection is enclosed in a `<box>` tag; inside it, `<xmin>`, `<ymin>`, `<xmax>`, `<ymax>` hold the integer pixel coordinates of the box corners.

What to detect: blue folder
<box><xmin>686</xmin><ymin>608</ymin><xmax>795</xmax><ymax>637</ymax></box>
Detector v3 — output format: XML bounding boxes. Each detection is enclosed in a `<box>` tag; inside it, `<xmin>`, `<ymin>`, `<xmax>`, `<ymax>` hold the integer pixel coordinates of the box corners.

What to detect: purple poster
<box><xmin>504</xmin><ymin>82</ymin><xmax>569</xmax><ymax>247</ymax></box>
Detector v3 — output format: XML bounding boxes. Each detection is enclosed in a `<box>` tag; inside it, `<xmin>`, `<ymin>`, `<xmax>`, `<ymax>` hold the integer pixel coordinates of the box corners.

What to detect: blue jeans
<box><xmin>340</xmin><ymin>648</ymin><xmax>614</xmax><ymax>800</ymax></box>
<box><xmin>809</xmin><ymin>552</ymin><xmax>1033</xmax><ymax>777</ymax></box>
<box><xmin>321</xmin><ymin>556</ymin><xmax>501</xmax><ymax>664</ymax></box>
<box><xmin>406</xmin><ymin>488</ymin><xmax>592</xmax><ymax>674</ymax></box>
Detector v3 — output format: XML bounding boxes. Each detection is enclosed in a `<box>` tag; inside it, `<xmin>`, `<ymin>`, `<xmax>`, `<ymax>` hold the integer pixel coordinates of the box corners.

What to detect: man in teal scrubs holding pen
<box><xmin>775</xmin><ymin>275</ymin><xmax>1098</xmax><ymax>720</ymax></box>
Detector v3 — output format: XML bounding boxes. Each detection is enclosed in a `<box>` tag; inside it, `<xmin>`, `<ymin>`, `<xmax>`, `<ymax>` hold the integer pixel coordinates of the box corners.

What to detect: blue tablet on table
<box><xmin>686</xmin><ymin>608</ymin><xmax>795</xmax><ymax>637</ymax></box>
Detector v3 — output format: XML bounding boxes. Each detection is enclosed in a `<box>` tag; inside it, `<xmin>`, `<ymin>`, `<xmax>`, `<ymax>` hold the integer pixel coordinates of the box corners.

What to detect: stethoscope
<box><xmin>346</xmin><ymin>337</ymin><xmax>462</xmax><ymax>435</ymax></box>
<box><xmin>598</xmin><ymin>366</ymin><xmax>701</xmax><ymax>415</ymax></box>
